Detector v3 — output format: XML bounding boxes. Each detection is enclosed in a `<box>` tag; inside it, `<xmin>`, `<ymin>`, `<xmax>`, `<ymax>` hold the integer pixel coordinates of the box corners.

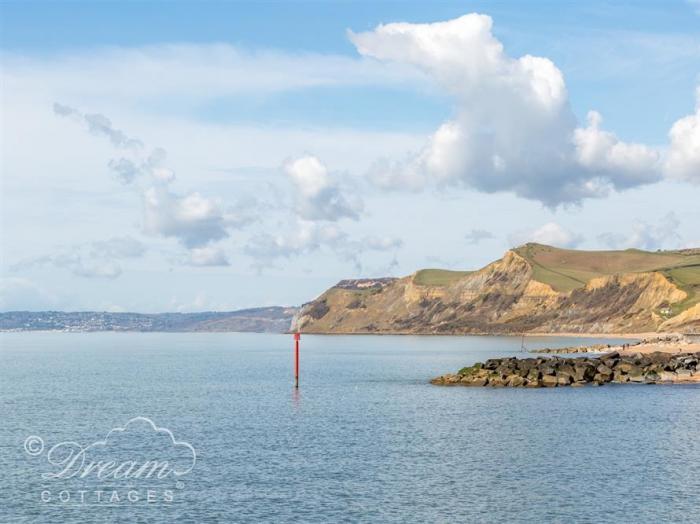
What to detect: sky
<box><xmin>1</xmin><ymin>0</ymin><xmax>699</xmax><ymax>313</ymax></box>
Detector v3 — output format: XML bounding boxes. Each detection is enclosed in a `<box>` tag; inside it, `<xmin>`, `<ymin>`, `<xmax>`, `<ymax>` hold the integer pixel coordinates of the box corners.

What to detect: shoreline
<box><xmin>524</xmin><ymin>331</ymin><xmax>651</xmax><ymax>339</ymax></box>
<box><xmin>529</xmin><ymin>334</ymin><xmax>700</xmax><ymax>356</ymax></box>
<box><xmin>0</xmin><ymin>329</ymin><xmax>691</xmax><ymax>341</ymax></box>
<box><xmin>294</xmin><ymin>330</ymin><xmax>658</xmax><ymax>338</ymax></box>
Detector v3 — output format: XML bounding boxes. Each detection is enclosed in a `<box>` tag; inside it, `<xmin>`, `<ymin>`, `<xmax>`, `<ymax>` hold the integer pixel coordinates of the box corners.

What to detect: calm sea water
<box><xmin>1</xmin><ymin>332</ymin><xmax>700</xmax><ymax>523</ymax></box>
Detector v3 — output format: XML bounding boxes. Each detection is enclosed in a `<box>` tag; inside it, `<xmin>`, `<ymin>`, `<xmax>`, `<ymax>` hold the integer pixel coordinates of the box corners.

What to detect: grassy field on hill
<box><xmin>413</xmin><ymin>269</ymin><xmax>473</xmax><ymax>286</ymax></box>
<box><xmin>515</xmin><ymin>243</ymin><xmax>700</xmax><ymax>311</ymax></box>
<box><xmin>411</xmin><ymin>244</ymin><xmax>700</xmax><ymax>313</ymax></box>
<box><xmin>663</xmin><ymin>265</ymin><xmax>700</xmax><ymax>314</ymax></box>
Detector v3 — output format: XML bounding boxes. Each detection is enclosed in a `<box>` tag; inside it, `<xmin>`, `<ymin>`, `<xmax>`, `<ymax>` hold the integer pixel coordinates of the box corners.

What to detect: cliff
<box><xmin>293</xmin><ymin>243</ymin><xmax>700</xmax><ymax>335</ymax></box>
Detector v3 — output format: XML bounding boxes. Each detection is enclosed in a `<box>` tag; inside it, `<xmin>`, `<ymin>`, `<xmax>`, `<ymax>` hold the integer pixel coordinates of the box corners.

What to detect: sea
<box><xmin>1</xmin><ymin>332</ymin><xmax>699</xmax><ymax>523</ymax></box>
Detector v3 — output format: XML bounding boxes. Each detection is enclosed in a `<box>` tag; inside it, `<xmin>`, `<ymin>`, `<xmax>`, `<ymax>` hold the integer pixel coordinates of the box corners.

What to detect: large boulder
<box><xmin>613</xmin><ymin>370</ymin><xmax>629</xmax><ymax>383</ymax></box>
<box><xmin>541</xmin><ymin>374</ymin><xmax>558</xmax><ymax>387</ymax></box>
<box><xmin>627</xmin><ymin>366</ymin><xmax>644</xmax><ymax>380</ymax></box>
<box><xmin>644</xmin><ymin>372</ymin><xmax>660</xmax><ymax>384</ymax></box>
<box><xmin>593</xmin><ymin>372</ymin><xmax>612</xmax><ymax>384</ymax></box>
<box><xmin>489</xmin><ymin>375</ymin><xmax>506</xmax><ymax>387</ymax></box>
<box><xmin>527</xmin><ymin>368</ymin><xmax>541</xmax><ymax>381</ymax></box>
<box><xmin>574</xmin><ymin>364</ymin><xmax>596</xmax><ymax>382</ymax></box>
<box><xmin>597</xmin><ymin>364</ymin><xmax>613</xmax><ymax>375</ymax></box>
<box><xmin>509</xmin><ymin>375</ymin><xmax>526</xmax><ymax>387</ymax></box>
<box><xmin>617</xmin><ymin>362</ymin><xmax>635</xmax><ymax>373</ymax></box>
<box><xmin>556</xmin><ymin>373</ymin><xmax>573</xmax><ymax>386</ymax></box>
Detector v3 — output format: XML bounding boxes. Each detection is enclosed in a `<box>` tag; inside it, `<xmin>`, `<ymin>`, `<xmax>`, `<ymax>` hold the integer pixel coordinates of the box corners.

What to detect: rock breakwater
<box><xmin>431</xmin><ymin>351</ymin><xmax>700</xmax><ymax>387</ymax></box>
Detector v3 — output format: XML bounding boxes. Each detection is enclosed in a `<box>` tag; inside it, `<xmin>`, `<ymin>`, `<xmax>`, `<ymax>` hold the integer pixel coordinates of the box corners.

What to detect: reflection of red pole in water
<box><xmin>294</xmin><ymin>332</ymin><xmax>300</xmax><ymax>388</ymax></box>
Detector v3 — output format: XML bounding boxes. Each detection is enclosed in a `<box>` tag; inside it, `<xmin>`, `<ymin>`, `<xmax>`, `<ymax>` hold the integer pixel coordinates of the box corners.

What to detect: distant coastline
<box><xmin>0</xmin><ymin>307</ymin><xmax>298</xmax><ymax>334</ymax></box>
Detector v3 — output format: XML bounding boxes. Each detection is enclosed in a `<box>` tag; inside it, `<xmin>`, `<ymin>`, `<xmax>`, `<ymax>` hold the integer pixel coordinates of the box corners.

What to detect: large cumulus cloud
<box><xmin>665</xmin><ymin>88</ymin><xmax>700</xmax><ymax>184</ymax></box>
<box><xmin>350</xmin><ymin>14</ymin><xmax>661</xmax><ymax>206</ymax></box>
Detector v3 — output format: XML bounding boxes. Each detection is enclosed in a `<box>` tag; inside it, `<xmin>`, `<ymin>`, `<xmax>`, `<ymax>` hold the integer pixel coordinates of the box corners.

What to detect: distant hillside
<box><xmin>0</xmin><ymin>307</ymin><xmax>297</xmax><ymax>333</ymax></box>
<box><xmin>293</xmin><ymin>244</ymin><xmax>700</xmax><ymax>335</ymax></box>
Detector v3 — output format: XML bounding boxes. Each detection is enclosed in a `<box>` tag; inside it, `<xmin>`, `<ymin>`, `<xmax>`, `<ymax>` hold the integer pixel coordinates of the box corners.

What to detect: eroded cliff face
<box><xmin>293</xmin><ymin>249</ymin><xmax>700</xmax><ymax>335</ymax></box>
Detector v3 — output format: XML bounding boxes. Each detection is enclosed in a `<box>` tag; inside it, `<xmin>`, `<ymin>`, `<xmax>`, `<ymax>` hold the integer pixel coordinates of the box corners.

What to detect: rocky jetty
<box><xmin>431</xmin><ymin>351</ymin><xmax>700</xmax><ymax>387</ymax></box>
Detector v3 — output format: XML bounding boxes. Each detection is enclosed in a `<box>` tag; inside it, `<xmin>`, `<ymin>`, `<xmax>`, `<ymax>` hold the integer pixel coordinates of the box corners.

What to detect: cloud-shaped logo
<box><xmin>30</xmin><ymin>417</ymin><xmax>196</xmax><ymax>481</ymax></box>
<box><xmin>89</xmin><ymin>417</ymin><xmax>196</xmax><ymax>476</ymax></box>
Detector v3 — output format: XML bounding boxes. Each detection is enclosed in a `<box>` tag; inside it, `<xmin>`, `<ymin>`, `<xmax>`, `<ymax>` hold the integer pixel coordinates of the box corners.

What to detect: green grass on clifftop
<box><xmin>515</xmin><ymin>243</ymin><xmax>700</xmax><ymax>311</ymax></box>
<box><xmin>413</xmin><ymin>269</ymin><xmax>473</xmax><ymax>286</ymax></box>
<box><xmin>662</xmin><ymin>265</ymin><xmax>700</xmax><ymax>315</ymax></box>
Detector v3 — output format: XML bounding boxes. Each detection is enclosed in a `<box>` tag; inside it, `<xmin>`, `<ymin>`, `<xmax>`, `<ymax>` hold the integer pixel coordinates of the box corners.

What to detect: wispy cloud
<box><xmin>11</xmin><ymin>236</ymin><xmax>147</xmax><ymax>279</ymax></box>
<box><xmin>465</xmin><ymin>229</ymin><xmax>494</xmax><ymax>245</ymax></box>
<box><xmin>597</xmin><ymin>212</ymin><xmax>682</xmax><ymax>251</ymax></box>
<box><xmin>3</xmin><ymin>44</ymin><xmax>425</xmax><ymax>103</ymax></box>
<box><xmin>53</xmin><ymin>103</ymin><xmax>256</xmax><ymax>253</ymax></box>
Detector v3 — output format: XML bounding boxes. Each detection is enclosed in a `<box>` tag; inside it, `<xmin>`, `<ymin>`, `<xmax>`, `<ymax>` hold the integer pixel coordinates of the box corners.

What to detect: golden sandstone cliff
<box><xmin>293</xmin><ymin>244</ymin><xmax>700</xmax><ymax>335</ymax></box>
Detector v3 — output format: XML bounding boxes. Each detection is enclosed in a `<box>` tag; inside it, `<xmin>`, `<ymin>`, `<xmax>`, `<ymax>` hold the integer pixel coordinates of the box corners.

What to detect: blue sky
<box><xmin>1</xmin><ymin>1</ymin><xmax>699</xmax><ymax>312</ymax></box>
<box><xmin>3</xmin><ymin>0</ymin><xmax>698</xmax><ymax>136</ymax></box>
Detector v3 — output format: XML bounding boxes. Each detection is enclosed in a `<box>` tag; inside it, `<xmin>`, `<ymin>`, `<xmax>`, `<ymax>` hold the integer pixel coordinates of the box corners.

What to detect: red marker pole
<box><xmin>294</xmin><ymin>332</ymin><xmax>300</xmax><ymax>388</ymax></box>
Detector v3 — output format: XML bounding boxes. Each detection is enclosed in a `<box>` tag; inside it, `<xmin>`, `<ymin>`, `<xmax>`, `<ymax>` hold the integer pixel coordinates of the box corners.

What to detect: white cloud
<box><xmin>597</xmin><ymin>212</ymin><xmax>682</xmax><ymax>250</ymax></box>
<box><xmin>574</xmin><ymin>111</ymin><xmax>660</xmax><ymax>188</ymax></box>
<box><xmin>465</xmin><ymin>229</ymin><xmax>494</xmax><ymax>245</ymax></box>
<box><xmin>52</xmin><ymin>103</ymin><xmax>143</xmax><ymax>149</ymax></box>
<box><xmin>142</xmin><ymin>187</ymin><xmax>229</xmax><ymax>248</ymax></box>
<box><xmin>509</xmin><ymin>222</ymin><xmax>583</xmax><ymax>248</ymax></box>
<box><xmin>284</xmin><ymin>155</ymin><xmax>362</xmax><ymax>221</ymax></box>
<box><xmin>4</xmin><ymin>44</ymin><xmax>423</xmax><ymax>102</ymax></box>
<box><xmin>10</xmin><ymin>236</ymin><xmax>147</xmax><ymax>280</ymax></box>
<box><xmin>106</xmin><ymin>149</ymin><xmax>169</xmax><ymax>185</ymax></box>
<box><xmin>244</xmin><ymin>156</ymin><xmax>399</xmax><ymax>272</ymax></box>
<box><xmin>363</xmin><ymin>235</ymin><xmax>403</xmax><ymax>251</ymax></box>
<box><xmin>17</xmin><ymin>253</ymin><xmax>122</xmax><ymax>279</ymax></box>
<box><xmin>54</xmin><ymin>104</ymin><xmax>240</xmax><ymax>252</ymax></box>
<box><xmin>350</xmin><ymin>14</ymin><xmax>662</xmax><ymax>206</ymax></box>
<box><xmin>187</xmin><ymin>246</ymin><xmax>230</xmax><ymax>267</ymax></box>
<box><xmin>665</xmin><ymin>87</ymin><xmax>700</xmax><ymax>184</ymax></box>
<box><xmin>341</xmin><ymin>235</ymin><xmax>403</xmax><ymax>274</ymax></box>
<box><xmin>244</xmin><ymin>220</ymin><xmax>403</xmax><ymax>274</ymax></box>
<box><xmin>245</xmin><ymin>220</ymin><xmax>346</xmax><ymax>261</ymax></box>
